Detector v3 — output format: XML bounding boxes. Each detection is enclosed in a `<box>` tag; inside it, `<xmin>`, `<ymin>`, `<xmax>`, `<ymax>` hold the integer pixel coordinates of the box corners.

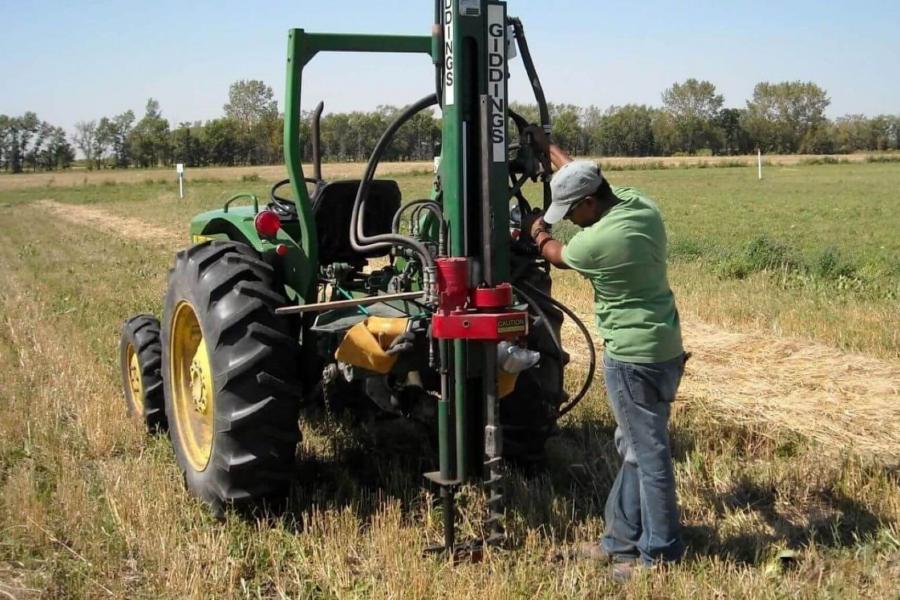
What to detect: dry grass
<box><xmin>0</xmin><ymin>191</ymin><xmax>898</xmax><ymax>597</ymax></box>
<box><xmin>36</xmin><ymin>199</ymin><xmax>185</xmax><ymax>249</ymax></box>
<box><xmin>0</xmin><ymin>161</ymin><xmax>435</xmax><ymax>192</ymax></box>
<box><xmin>678</xmin><ymin>320</ymin><xmax>900</xmax><ymax>463</ymax></box>
<box><xmin>2</xmin><ymin>153</ymin><xmax>895</xmax><ymax>192</ymax></box>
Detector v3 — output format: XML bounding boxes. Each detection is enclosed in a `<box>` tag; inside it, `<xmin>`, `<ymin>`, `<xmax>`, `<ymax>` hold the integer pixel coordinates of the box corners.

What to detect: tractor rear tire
<box><xmin>161</xmin><ymin>241</ymin><xmax>301</xmax><ymax>512</ymax></box>
<box><xmin>119</xmin><ymin>314</ymin><xmax>167</xmax><ymax>433</ymax></box>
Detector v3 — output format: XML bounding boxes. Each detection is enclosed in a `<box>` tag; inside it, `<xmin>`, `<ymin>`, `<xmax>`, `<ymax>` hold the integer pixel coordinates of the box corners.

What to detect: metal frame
<box><xmin>284</xmin><ymin>31</ymin><xmax>435</xmax><ymax>302</ymax></box>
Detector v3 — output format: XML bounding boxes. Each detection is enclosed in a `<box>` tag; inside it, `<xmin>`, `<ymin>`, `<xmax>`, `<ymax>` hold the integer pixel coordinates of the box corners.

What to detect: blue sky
<box><xmin>2</xmin><ymin>0</ymin><xmax>898</xmax><ymax>128</ymax></box>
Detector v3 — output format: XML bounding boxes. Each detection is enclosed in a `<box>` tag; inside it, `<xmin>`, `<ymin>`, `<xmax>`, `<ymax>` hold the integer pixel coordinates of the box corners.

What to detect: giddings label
<box><xmin>443</xmin><ymin>0</ymin><xmax>454</xmax><ymax>106</ymax></box>
<box><xmin>487</xmin><ymin>4</ymin><xmax>506</xmax><ymax>161</ymax></box>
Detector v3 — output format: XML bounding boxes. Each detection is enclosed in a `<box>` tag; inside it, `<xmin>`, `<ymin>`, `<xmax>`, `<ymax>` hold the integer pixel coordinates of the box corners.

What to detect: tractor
<box><xmin>119</xmin><ymin>0</ymin><xmax>594</xmax><ymax>554</ymax></box>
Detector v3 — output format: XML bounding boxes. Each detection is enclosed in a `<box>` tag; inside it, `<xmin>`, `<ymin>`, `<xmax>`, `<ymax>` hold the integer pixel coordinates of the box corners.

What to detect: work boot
<box><xmin>611</xmin><ymin>558</ymin><xmax>641</xmax><ymax>583</ymax></box>
<box><xmin>575</xmin><ymin>541</ymin><xmax>614</xmax><ymax>562</ymax></box>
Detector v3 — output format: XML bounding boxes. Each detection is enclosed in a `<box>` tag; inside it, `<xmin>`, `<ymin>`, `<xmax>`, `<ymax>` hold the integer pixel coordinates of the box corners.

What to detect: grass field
<box><xmin>0</xmin><ymin>161</ymin><xmax>898</xmax><ymax>598</ymax></box>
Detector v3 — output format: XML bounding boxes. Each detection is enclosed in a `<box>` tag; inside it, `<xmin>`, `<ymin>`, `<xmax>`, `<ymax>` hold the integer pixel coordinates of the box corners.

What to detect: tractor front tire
<box><xmin>119</xmin><ymin>314</ymin><xmax>166</xmax><ymax>433</ymax></box>
<box><xmin>161</xmin><ymin>241</ymin><xmax>301</xmax><ymax>512</ymax></box>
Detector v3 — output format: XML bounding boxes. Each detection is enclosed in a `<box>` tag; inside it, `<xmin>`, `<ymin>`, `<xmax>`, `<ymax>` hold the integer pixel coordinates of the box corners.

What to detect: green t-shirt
<box><xmin>561</xmin><ymin>186</ymin><xmax>683</xmax><ymax>363</ymax></box>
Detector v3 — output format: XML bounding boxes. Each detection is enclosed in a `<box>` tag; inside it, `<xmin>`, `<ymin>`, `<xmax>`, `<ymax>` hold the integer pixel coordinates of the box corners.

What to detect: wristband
<box><xmin>537</xmin><ymin>233</ymin><xmax>554</xmax><ymax>254</ymax></box>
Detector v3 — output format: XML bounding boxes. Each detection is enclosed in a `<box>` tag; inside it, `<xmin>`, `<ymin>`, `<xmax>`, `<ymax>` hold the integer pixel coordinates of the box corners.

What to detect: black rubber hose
<box><xmin>434</xmin><ymin>0</ymin><xmax>443</xmax><ymax>108</ymax></box>
<box><xmin>509</xmin><ymin>17</ymin><xmax>553</xmax><ymax>210</ymax></box>
<box><xmin>392</xmin><ymin>199</ymin><xmax>438</xmax><ymax>233</ymax></box>
<box><xmin>311</xmin><ymin>101</ymin><xmax>324</xmax><ymax>182</ymax></box>
<box><xmin>393</xmin><ymin>199</ymin><xmax>446</xmax><ymax>255</ymax></box>
<box><xmin>520</xmin><ymin>281</ymin><xmax>596</xmax><ymax>418</ymax></box>
<box><xmin>410</xmin><ymin>202</ymin><xmax>447</xmax><ymax>256</ymax></box>
<box><xmin>511</xmin><ymin>284</ymin><xmax>564</xmax><ymax>362</ymax></box>
<box><xmin>351</xmin><ymin>94</ymin><xmax>438</xmax><ymax>268</ymax></box>
<box><xmin>508</xmin><ymin>19</ymin><xmax>550</xmax><ymax>137</ymax></box>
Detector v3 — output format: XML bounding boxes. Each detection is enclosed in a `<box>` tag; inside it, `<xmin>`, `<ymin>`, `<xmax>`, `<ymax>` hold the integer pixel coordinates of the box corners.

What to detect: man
<box><xmin>524</xmin><ymin>129</ymin><xmax>686</xmax><ymax>581</ymax></box>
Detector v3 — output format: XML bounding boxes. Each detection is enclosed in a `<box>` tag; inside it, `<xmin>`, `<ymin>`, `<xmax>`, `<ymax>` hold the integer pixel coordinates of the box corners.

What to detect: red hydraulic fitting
<box><xmin>435</xmin><ymin>257</ymin><xmax>469</xmax><ymax>311</ymax></box>
<box><xmin>471</xmin><ymin>283</ymin><xmax>513</xmax><ymax>310</ymax></box>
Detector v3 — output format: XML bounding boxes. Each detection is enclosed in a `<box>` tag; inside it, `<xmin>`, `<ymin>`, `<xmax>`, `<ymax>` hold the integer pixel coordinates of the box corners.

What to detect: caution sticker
<box><xmin>497</xmin><ymin>316</ymin><xmax>526</xmax><ymax>334</ymax></box>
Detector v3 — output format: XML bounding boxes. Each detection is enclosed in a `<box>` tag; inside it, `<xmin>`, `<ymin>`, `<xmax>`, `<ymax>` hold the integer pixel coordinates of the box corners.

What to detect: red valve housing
<box><xmin>432</xmin><ymin>311</ymin><xmax>528</xmax><ymax>340</ymax></box>
<box><xmin>432</xmin><ymin>260</ymin><xmax>527</xmax><ymax>341</ymax></box>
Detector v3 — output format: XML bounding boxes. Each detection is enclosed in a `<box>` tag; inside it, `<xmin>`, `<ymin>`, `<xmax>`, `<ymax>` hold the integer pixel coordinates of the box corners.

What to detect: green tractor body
<box><xmin>120</xmin><ymin>0</ymin><xmax>594</xmax><ymax>553</ymax></box>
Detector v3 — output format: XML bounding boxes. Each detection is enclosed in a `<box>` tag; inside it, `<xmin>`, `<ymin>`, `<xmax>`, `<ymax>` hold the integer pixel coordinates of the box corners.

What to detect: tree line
<box><xmin>2</xmin><ymin>78</ymin><xmax>898</xmax><ymax>173</ymax></box>
<box><xmin>519</xmin><ymin>80</ymin><xmax>900</xmax><ymax>157</ymax></box>
<box><xmin>0</xmin><ymin>113</ymin><xmax>75</xmax><ymax>172</ymax></box>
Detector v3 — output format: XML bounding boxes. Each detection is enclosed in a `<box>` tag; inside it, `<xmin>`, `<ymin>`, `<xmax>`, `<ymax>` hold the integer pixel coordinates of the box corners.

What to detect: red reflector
<box><xmin>254</xmin><ymin>210</ymin><xmax>281</xmax><ymax>237</ymax></box>
<box><xmin>275</xmin><ymin>243</ymin><xmax>288</xmax><ymax>257</ymax></box>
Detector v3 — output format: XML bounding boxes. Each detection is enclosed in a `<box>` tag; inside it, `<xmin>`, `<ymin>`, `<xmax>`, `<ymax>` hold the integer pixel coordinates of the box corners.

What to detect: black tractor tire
<box><xmin>503</xmin><ymin>265</ymin><xmax>568</xmax><ymax>462</ymax></box>
<box><xmin>161</xmin><ymin>241</ymin><xmax>301</xmax><ymax>512</ymax></box>
<box><xmin>119</xmin><ymin>314</ymin><xmax>167</xmax><ymax>433</ymax></box>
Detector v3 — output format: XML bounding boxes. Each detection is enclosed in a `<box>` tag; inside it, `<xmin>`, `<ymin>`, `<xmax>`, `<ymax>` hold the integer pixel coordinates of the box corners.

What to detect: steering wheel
<box><xmin>268</xmin><ymin>177</ymin><xmax>325</xmax><ymax>218</ymax></box>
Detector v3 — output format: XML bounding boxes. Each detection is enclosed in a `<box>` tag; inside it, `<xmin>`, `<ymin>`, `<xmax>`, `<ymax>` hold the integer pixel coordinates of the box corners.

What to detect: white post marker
<box><xmin>176</xmin><ymin>163</ymin><xmax>185</xmax><ymax>198</ymax></box>
<box><xmin>757</xmin><ymin>148</ymin><xmax>762</xmax><ymax>181</ymax></box>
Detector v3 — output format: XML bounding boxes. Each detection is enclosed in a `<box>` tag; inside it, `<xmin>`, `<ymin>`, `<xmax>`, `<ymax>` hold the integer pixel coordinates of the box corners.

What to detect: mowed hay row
<box><xmin>549</xmin><ymin>270</ymin><xmax>900</xmax><ymax>465</ymax></box>
<box><xmin>679</xmin><ymin>320</ymin><xmax>900</xmax><ymax>461</ymax></box>
<box><xmin>36</xmin><ymin>199</ymin><xmax>185</xmax><ymax>250</ymax></box>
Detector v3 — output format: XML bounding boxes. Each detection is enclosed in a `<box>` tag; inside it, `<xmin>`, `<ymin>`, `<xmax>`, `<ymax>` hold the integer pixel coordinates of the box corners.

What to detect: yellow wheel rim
<box><xmin>126</xmin><ymin>343</ymin><xmax>145</xmax><ymax>413</ymax></box>
<box><xmin>170</xmin><ymin>301</ymin><xmax>215</xmax><ymax>471</ymax></box>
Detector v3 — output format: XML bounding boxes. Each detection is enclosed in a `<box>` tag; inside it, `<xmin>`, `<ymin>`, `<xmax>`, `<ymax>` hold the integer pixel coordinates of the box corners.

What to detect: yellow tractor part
<box><xmin>169</xmin><ymin>301</ymin><xmax>215</xmax><ymax>471</ymax></box>
<box><xmin>335</xmin><ymin>316</ymin><xmax>409</xmax><ymax>374</ymax></box>
<box><xmin>336</xmin><ymin>316</ymin><xmax>520</xmax><ymax>394</ymax></box>
<box><xmin>125</xmin><ymin>343</ymin><xmax>145</xmax><ymax>413</ymax></box>
<box><xmin>497</xmin><ymin>370</ymin><xmax>518</xmax><ymax>399</ymax></box>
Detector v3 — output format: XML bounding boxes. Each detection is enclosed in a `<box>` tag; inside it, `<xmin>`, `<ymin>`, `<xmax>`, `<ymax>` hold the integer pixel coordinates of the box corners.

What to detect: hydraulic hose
<box><xmin>509</xmin><ymin>17</ymin><xmax>553</xmax><ymax>210</ymax></box>
<box><xmin>511</xmin><ymin>284</ymin><xmax>564</xmax><ymax>362</ymax></box>
<box><xmin>392</xmin><ymin>198</ymin><xmax>447</xmax><ymax>256</ymax></box>
<box><xmin>350</xmin><ymin>93</ymin><xmax>439</xmax><ymax>268</ymax></box>
<box><xmin>392</xmin><ymin>199</ymin><xmax>438</xmax><ymax>233</ymax></box>
<box><xmin>519</xmin><ymin>281</ymin><xmax>596</xmax><ymax>419</ymax></box>
<box><xmin>508</xmin><ymin>19</ymin><xmax>550</xmax><ymax>132</ymax></box>
<box><xmin>414</xmin><ymin>203</ymin><xmax>447</xmax><ymax>256</ymax></box>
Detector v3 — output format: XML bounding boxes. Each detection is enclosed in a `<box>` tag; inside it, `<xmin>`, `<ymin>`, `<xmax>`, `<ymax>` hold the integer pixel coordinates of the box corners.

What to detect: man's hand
<box><xmin>521</xmin><ymin>209</ymin><xmax>547</xmax><ymax>241</ymax></box>
<box><xmin>524</xmin><ymin>123</ymin><xmax>572</xmax><ymax>172</ymax></box>
<box><xmin>523</xmin><ymin>124</ymin><xmax>550</xmax><ymax>153</ymax></box>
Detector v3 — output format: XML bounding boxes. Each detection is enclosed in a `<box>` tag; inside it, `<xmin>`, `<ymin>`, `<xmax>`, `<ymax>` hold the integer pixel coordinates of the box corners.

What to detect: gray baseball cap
<box><xmin>544</xmin><ymin>160</ymin><xmax>603</xmax><ymax>224</ymax></box>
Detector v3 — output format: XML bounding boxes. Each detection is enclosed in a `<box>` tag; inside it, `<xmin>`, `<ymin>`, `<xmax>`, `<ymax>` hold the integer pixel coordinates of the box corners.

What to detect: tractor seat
<box><xmin>310</xmin><ymin>179</ymin><xmax>401</xmax><ymax>267</ymax></box>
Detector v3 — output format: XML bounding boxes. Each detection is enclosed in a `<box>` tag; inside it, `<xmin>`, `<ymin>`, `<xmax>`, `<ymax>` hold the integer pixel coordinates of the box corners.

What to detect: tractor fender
<box><xmin>189</xmin><ymin>208</ymin><xmax>311</xmax><ymax>303</ymax></box>
<box><xmin>190</xmin><ymin>208</ymin><xmax>264</xmax><ymax>251</ymax></box>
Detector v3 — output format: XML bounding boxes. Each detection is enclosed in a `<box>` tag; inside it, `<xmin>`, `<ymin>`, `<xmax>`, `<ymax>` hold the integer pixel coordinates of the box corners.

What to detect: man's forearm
<box><xmin>548</xmin><ymin>143</ymin><xmax>573</xmax><ymax>171</ymax></box>
<box><xmin>534</xmin><ymin>231</ymin><xmax>569</xmax><ymax>269</ymax></box>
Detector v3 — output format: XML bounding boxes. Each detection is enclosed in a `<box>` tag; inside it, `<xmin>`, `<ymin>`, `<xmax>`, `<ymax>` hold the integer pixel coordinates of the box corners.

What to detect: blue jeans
<box><xmin>601</xmin><ymin>351</ymin><xmax>685</xmax><ymax>564</ymax></box>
